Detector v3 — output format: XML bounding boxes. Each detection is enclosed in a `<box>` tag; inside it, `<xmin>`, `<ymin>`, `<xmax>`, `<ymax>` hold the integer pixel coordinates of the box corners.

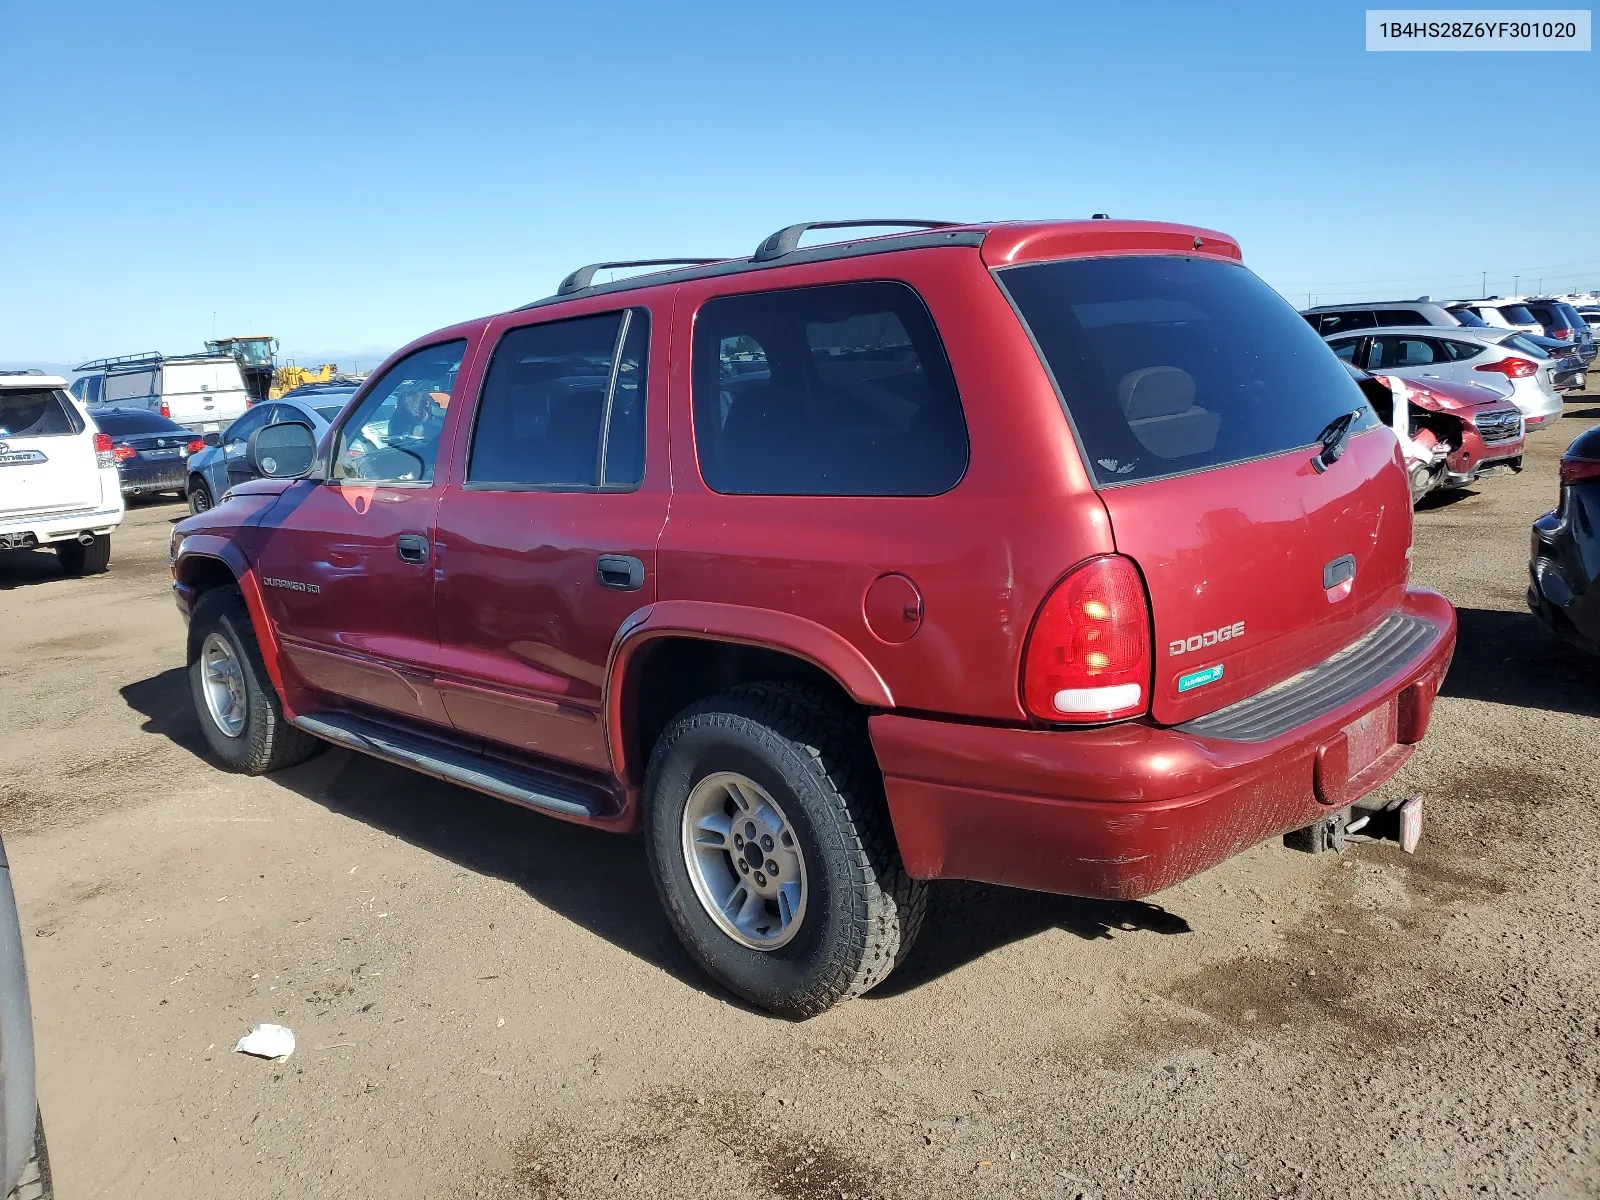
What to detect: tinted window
<box><xmin>0</xmin><ymin>389</ymin><xmax>83</xmax><ymax>438</ymax></box>
<box><xmin>468</xmin><ymin>309</ymin><xmax>648</xmax><ymax>489</ymax></box>
<box><xmin>223</xmin><ymin>406</ymin><xmax>276</xmax><ymax>445</ymax></box>
<box><xmin>1000</xmin><ymin>256</ymin><xmax>1374</xmax><ymax>486</ymax></box>
<box><xmin>92</xmin><ymin>409</ymin><xmax>187</xmax><ymax>435</ymax></box>
<box><xmin>692</xmin><ymin>282</ymin><xmax>967</xmax><ymax>496</ymax></box>
<box><xmin>1329</xmin><ymin>338</ymin><xmax>1361</xmax><ymax>363</ymax></box>
<box><xmin>314</xmin><ymin>405</ymin><xmax>345</xmax><ymax>422</ymax></box>
<box><xmin>1500</xmin><ymin>305</ymin><xmax>1538</xmax><ymax>326</ymax></box>
<box><xmin>1313</xmin><ymin>310</ymin><xmax>1377</xmax><ymax>335</ymax></box>
<box><xmin>1376</xmin><ymin>309</ymin><xmax>1427</xmax><ymax>326</ymax></box>
<box><xmin>1449</xmin><ymin>307</ymin><xmax>1490</xmax><ymax>328</ymax></box>
<box><xmin>1441</xmin><ymin>339</ymin><xmax>1486</xmax><ymax>362</ymax></box>
<box><xmin>1368</xmin><ymin>336</ymin><xmax>1442</xmax><ymax>368</ymax></box>
<box><xmin>334</xmin><ymin>341</ymin><xmax>467</xmax><ymax>483</ymax></box>
<box><xmin>1504</xmin><ymin>334</ymin><xmax>1550</xmax><ymax>359</ymax></box>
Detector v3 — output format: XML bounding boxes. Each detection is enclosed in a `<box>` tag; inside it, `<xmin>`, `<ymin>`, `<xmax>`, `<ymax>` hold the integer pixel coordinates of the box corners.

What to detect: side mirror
<box><xmin>202</xmin><ymin>431</ymin><xmax>222</xmax><ymax>448</ymax></box>
<box><xmin>247</xmin><ymin>421</ymin><xmax>317</xmax><ymax>480</ymax></box>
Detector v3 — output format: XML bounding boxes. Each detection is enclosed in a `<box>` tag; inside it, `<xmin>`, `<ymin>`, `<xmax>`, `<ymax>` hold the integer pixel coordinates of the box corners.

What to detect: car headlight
<box><xmin>169</xmin><ymin>530</ymin><xmax>186</xmax><ymax>564</ymax></box>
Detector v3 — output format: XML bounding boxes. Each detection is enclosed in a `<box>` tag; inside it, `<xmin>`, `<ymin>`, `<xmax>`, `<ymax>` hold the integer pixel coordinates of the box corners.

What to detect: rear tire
<box><xmin>54</xmin><ymin>534</ymin><xmax>110</xmax><ymax>576</ymax></box>
<box><xmin>187</xmin><ymin>478</ymin><xmax>214</xmax><ymax>515</ymax></box>
<box><xmin>644</xmin><ymin>682</ymin><xmax>925</xmax><ymax>1018</ymax></box>
<box><xmin>188</xmin><ymin>587</ymin><xmax>319</xmax><ymax>774</ymax></box>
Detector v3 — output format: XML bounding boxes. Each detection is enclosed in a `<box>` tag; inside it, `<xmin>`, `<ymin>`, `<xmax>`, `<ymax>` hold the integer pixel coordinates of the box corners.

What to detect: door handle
<box><xmin>396</xmin><ymin>534</ymin><xmax>430</xmax><ymax>564</ymax></box>
<box><xmin>596</xmin><ymin>554</ymin><xmax>644</xmax><ymax>591</ymax></box>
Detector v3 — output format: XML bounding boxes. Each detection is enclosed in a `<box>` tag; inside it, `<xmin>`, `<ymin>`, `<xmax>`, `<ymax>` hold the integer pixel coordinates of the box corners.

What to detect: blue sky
<box><xmin>4</xmin><ymin>0</ymin><xmax>1595</xmax><ymax>366</ymax></box>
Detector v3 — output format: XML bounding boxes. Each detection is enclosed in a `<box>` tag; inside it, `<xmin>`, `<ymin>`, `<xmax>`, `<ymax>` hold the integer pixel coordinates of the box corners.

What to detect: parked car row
<box><xmin>1301</xmin><ymin>296</ymin><xmax>1587</xmax><ymax>503</ymax></box>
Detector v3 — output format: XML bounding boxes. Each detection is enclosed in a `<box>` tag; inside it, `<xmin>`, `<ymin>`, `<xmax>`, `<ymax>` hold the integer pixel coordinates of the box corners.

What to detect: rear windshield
<box><xmin>0</xmin><ymin>389</ymin><xmax>83</xmax><ymax>438</ymax></box>
<box><xmin>91</xmin><ymin>408</ymin><xmax>185</xmax><ymax>435</ymax></box>
<box><xmin>1500</xmin><ymin>305</ymin><xmax>1538</xmax><ymax>325</ymax></box>
<box><xmin>1000</xmin><ymin>256</ymin><xmax>1375</xmax><ymax>486</ymax></box>
<box><xmin>1450</xmin><ymin>307</ymin><xmax>1490</xmax><ymax>327</ymax></box>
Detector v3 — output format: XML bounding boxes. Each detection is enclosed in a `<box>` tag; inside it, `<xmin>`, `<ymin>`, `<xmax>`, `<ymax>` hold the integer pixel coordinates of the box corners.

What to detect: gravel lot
<box><xmin>3</xmin><ymin>385</ymin><xmax>1598</xmax><ymax>1199</ymax></box>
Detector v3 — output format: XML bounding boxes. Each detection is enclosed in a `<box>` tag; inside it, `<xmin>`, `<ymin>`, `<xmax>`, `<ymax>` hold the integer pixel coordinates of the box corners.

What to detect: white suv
<box><xmin>0</xmin><ymin>372</ymin><xmax>124</xmax><ymax>574</ymax></box>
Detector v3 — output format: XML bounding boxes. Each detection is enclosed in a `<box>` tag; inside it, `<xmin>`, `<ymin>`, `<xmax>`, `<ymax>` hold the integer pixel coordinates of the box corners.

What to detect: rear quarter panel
<box><xmin>657</xmin><ymin>247</ymin><xmax>1113</xmax><ymax>722</ymax></box>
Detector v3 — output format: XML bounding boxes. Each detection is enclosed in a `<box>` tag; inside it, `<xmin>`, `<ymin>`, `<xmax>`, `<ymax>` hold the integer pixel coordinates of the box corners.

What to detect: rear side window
<box><xmin>999</xmin><ymin>256</ymin><xmax>1375</xmax><ymax>486</ymax></box>
<box><xmin>1329</xmin><ymin>338</ymin><xmax>1361</xmax><ymax>363</ymax></box>
<box><xmin>1375</xmin><ymin>309</ymin><xmax>1427</xmax><ymax>326</ymax></box>
<box><xmin>691</xmin><ymin>282</ymin><xmax>968</xmax><ymax>496</ymax></box>
<box><xmin>1451</xmin><ymin>308</ymin><xmax>1490</xmax><ymax>328</ymax></box>
<box><xmin>1312</xmin><ymin>310</ymin><xmax>1377</xmax><ymax>335</ymax></box>
<box><xmin>1441</xmin><ymin>339</ymin><xmax>1485</xmax><ymax>362</ymax></box>
<box><xmin>1368</xmin><ymin>336</ymin><xmax>1443</xmax><ymax>368</ymax></box>
<box><xmin>468</xmin><ymin>309</ymin><xmax>648</xmax><ymax>490</ymax></box>
<box><xmin>0</xmin><ymin>389</ymin><xmax>84</xmax><ymax>438</ymax></box>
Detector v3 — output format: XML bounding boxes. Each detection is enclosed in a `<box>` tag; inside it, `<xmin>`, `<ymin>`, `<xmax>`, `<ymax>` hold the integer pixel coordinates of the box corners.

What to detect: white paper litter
<box><xmin>233</xmin><ymin>1023</ymin><xmax>296</xmax><ymax>1060</ymax></box>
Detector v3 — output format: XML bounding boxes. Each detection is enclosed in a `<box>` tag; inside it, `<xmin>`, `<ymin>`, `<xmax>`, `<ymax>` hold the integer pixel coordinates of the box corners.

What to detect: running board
<box><xmin>291</xmin><ymin>712</ymin><xmax>609</xmax><ymax>821</ymax></box>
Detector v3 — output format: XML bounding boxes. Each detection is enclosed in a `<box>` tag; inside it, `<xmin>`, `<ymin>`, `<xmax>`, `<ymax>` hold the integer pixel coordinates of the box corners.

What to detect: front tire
<box><xmin>54</xmin><ymin>535</ymin><xmax>110</xmax><ymax>576</ymax></box>
<box><xmin>644</xmin><ymin>683</ymin><xmax>925</xmax><ymax>1018</ymax></box>
<box><xmin>187</xmin><ymin>588</ymin><xmax>319</xmax><ymax>774</ymax></box>
<box><xmin>187</xmin><ymin>477</ymin><xmax>214</xmax><ymax>515</ymax></box>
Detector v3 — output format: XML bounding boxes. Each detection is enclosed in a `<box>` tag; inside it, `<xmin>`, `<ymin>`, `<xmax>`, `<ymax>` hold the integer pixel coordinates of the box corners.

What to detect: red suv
<box><xmin>171</xmin><ymin>219</ymin><xmax>1457</xmax><ymax>1017</ymax></box>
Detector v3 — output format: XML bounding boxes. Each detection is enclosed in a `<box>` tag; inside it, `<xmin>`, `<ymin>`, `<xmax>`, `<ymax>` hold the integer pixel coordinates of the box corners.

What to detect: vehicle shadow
<box><xmin>1441</xmin><ymin>606</ymin><xmax>1600</xmax><ymax>718</ymax></box>
<box><xmin>120</xmin><ymin>665</ymin><xmax>1197</xmax><ymax>1010</ymax></box>
<box><xmin>1562</xmin><ymin>406</ymin><xmax>1600</xmax><ymax>422</ymax></box>
<box><xmin>119</xmin><ymin>666</ymin><xmax>712</xmax><ymax>999</ymax></box>
<box><xmin>868</xmin><ymin>883</ymin><xmax>1190</xmax><ymax>999</ymax></box>
<box><xmin>0</xmin><ymin>548</ymin><xmax>68</xmax><ymax>591</ymax></box>
<box><xmin>1415</xmin><ymin>488</ymin><xmax>1478</xmax><ymax>512</ymax></box>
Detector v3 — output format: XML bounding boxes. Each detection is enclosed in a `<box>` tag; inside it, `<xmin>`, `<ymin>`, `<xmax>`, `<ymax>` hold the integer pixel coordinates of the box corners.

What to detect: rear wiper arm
<box><xmin>1311</xmin><ymin>409</ymin><xmax>1363</xmax><ymax>474</ymax></box>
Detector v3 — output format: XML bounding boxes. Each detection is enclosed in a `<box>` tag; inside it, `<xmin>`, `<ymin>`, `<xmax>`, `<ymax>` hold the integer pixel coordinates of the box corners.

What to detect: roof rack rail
<box><xmin>74</xmin><ymin>351</ymin><xmax>164</xmax><ymax>372</ymax></box>
<box><xmin>558</xmin><ymin>258</ymin><xmax>720</xmax><ymax>297</ymax></box>
<box><xmin>752</xmin><ymin>219</ymin><xmax>960</xmax><ymax>263</ymax></box>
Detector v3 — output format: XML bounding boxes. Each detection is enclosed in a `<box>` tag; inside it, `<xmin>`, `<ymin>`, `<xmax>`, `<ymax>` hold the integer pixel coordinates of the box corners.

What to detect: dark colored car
<box><xmin>185</xmin><ymin>393</ymin><xmax>352</xmax><ymax>515</ymax></box>
<box><xmin>170</xmin><ymin>218</ymin><xmax>1457</xmax><ymax>1017</ymax></box>
<box><xmin>1529</xmin><ymin>425</ymin><xmax>1600</xmax><ymax>654</ymax></box>
<box><xmin>1522</xmin><ymin>300</ymin><xmax>1597</xmax><ymax>364</ymax></box>
<box><xmin>90</xmin><ymin>407</ymin><xmax>204</xmax><ymax>499</ymax></box>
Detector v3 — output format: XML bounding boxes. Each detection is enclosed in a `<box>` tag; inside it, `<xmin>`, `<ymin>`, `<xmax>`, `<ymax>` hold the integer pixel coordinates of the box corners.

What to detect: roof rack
<box><xmin>751</xmin><ymin>219</ymin><xmax>959</xmax><ymax>263</ymax></box>
<box><xmin>558</xmin><ymin>259</ymin><xmax>720</xmax><ymax>297</ymax></box>
<box><xmin>74</xmin><ymin>351</ymin><xmax>163</xmax><ymax>372</ymax></box>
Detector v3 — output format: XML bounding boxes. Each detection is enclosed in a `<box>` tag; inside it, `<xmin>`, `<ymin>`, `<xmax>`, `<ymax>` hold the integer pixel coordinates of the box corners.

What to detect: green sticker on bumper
<box><xmin>1177</xmin><ymin>664</ymin><xmax>1224</xmax><ymax>693</ymax></box>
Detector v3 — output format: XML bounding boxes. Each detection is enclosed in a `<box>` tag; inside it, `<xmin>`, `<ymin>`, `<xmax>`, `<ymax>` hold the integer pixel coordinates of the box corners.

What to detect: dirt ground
<box><xmin>3</xmin><ymin>384</ymin><xmax>1599</xmax><ymax>1200</ymax></box>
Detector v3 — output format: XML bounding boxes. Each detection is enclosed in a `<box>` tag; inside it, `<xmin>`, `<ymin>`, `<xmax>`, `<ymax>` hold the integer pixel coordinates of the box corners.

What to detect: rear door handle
<box><xmin>396</xmin><ymin>534</ymin><xmax>430</xmax><ymax>564</ymax></box>
<box><xmin>596</xmin><ymin>554</ymin><xmax>644</xmax><ymax>591</ymax></box>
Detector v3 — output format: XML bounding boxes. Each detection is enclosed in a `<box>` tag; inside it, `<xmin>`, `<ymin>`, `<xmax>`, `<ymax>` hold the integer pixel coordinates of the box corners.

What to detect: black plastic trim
<box><xmin>1176</xmin><ymin>613</ymin><xmax>1439</xmax><ymax>743</ymax></box>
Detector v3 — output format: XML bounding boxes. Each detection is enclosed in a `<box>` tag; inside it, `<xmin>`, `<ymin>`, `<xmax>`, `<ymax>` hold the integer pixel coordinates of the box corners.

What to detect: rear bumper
<box><xmin>0</xmin><ymin>503</ymin><xmax>124</xmax><ymax>548</ymax></box>
<box><xmin>1528</xmin><ymin>507</ymin><xmax>1600</xmax><ymax>655</ymax></box>
<box><xmin>871</xmin><ymin>589</ymin><xmax>1456</xmax><ymax>900</ymax></box>
<box><xmin>118</xmin><ymin>462</ymin><xmax>187</xmax><ymax>493</ymax></box>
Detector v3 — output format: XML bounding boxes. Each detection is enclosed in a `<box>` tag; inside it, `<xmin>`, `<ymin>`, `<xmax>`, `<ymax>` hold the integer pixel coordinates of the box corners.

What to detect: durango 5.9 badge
<box><xmin>1169</xmin><ymin>621</ymin><xmax>1245</xmax><ymax>657</ymax></box>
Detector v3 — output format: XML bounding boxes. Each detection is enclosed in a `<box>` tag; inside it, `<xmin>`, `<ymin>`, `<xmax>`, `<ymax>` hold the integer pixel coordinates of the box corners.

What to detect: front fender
<box><xmin>173</xmin><ymin>537</ymin><xmax>295</xmax><ymax>715</ymax></box>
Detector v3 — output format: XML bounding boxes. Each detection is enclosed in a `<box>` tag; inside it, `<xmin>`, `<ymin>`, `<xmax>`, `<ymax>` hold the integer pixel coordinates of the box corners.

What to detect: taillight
<box><xmin>1022</xmin><ymin>555</ymin><xmax>1151</xmax><ymax>723</ymax></box>
<box><xmin>112</xmin><ymin>444</ymin><xmax>136</xmax><ymax>461</ymax></box>
<box><xmin>1552</xmin><ymin>328</ymin><xmax>1572</xmax><ymax>340</ymax></box>
<box><xmin>187</xmin><ymin>438</ymin><xmax>205</xmax><ymax>454</ymax></box>
<box><xmin>1476</xmin><ymin>357</ymin><xmax>1538</xmax><ymax>379</ymax></box>
<box><xmin>1560</xmin><ymin>456</ymin><xmax>1600</xmax><ymax>487</ymax></box>
<box><xmin>93</xmin><ymin>431</ymin><xmax>116</xmax><ymax>469</ymax></box>
<box><xmin>159</xmin><ymin>400</ymin><xmax>172</xmax><ymax>419</ymax></box>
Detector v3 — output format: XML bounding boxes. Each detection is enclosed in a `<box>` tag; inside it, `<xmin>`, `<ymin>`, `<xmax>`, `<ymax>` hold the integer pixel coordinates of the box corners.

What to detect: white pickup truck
<box><xmin>0</xmin><ymin>372</ymin><xmax>124</xmax><ymax>574</ymax></box>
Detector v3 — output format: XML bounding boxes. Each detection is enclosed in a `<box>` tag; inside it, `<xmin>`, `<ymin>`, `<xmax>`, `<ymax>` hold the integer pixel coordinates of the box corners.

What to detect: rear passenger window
<box><xmin>1368</xmin><ymin>337</ymin><xmax>1441</xmax><ymax>368</ymax></box>
<box><xmin>468</xmin><ymin>309</ymin><xmax>648</xmax><ymax>490</ymax></box>
<box><xmin>691</xmin><ymin>282</ymin><xmax>968</xmax><ymax>496</ymax></box>
<box><xmin>1329</xmin><ymin>339</ymin><xmax>1360</xmax><ymax>363</ymax></box>
<box><xmin>1376</xmin><ymin>309</ymin><xmax>1426</xmax><ymax>326</ymax></box>
<box><xmin>1315</xmin><ymin>310</ymin><xmax>1377</xmax><ymax>335</ymax></box>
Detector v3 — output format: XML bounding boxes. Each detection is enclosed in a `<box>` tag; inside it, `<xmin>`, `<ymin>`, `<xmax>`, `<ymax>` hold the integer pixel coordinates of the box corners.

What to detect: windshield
<box><xmin>998</xmin><ymin>255</ymin><xmax>1376</xmax><ymax>486</ymax></box>
<box><xmin>314</xmin><ymin>405</ymin><xmax>345</xmax><ymax>421</ymax></box>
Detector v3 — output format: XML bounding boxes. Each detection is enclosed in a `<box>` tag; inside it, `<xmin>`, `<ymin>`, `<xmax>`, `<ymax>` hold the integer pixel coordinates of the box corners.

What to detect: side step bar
<box><xmin>291</xmin><ymin>712</ymin><xmax>609</xmax><ymax>821</ymax></box>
